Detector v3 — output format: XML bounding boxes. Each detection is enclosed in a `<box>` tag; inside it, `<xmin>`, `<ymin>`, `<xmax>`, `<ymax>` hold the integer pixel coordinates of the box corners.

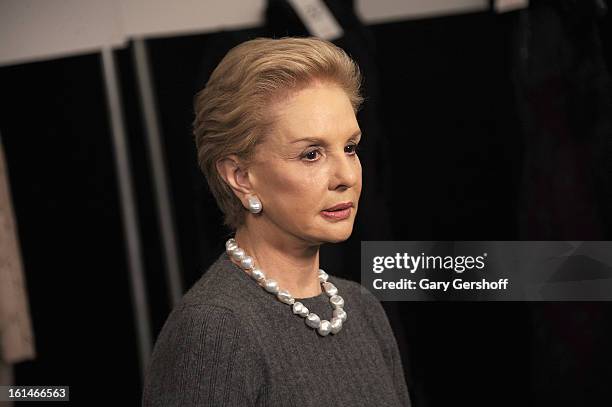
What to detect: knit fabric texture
<box><xmin>142</xmin><ymin>250</ymin><xmax>412</xmax><ymax>406</ymax></box>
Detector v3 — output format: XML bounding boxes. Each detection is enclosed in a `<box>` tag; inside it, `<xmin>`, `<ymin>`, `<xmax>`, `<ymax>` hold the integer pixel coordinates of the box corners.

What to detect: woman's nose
<box><xmin>330</xmin><ymin>152</ymin><xmax>359</xmax><ymax>190</ymax></box>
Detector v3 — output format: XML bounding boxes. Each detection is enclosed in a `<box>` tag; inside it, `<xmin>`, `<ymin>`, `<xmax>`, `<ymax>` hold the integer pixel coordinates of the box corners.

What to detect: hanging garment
<box><xmin>0</xmin><ymin>142</ymin><xmax>36</xmax><ymax>376</ymax></box>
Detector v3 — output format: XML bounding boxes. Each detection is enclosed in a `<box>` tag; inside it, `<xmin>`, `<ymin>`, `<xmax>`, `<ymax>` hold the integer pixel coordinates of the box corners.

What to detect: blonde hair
<box><xmin>193</xmin><ymin>36</ymin><xmax>364</xmax><ymax>231</ymax></box>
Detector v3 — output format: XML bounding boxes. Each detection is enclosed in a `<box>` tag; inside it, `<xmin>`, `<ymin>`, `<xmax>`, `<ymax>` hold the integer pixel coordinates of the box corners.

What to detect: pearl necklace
<box><xmin>225</xmin><ymin>238</ymin><xmax>347</xmax><ymax>336</ymax></box>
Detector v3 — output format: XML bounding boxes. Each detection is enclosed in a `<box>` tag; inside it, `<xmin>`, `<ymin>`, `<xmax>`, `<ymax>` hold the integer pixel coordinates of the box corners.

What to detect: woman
<box><xmin>142</xmin><ymin>37</ymin><xmax>411</xmax><ymax>406</ymax></box>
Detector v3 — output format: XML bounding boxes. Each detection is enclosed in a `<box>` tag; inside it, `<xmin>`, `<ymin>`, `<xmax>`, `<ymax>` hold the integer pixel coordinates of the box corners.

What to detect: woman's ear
<box><xmin>216</xmin><ymin>155</ymin><xmax>254</xmax><ymax>199</ymax></box>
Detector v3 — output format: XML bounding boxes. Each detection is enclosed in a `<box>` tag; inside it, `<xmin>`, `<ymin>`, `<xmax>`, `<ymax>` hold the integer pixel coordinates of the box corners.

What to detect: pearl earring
<box><xmin>247</xmin><ymin>196</ymin><xmax>262</xmax><ymax>213</ymax></box>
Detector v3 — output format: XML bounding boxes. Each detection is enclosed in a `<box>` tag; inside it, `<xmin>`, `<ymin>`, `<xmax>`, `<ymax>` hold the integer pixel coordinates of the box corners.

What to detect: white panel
<box><xmin>494</xmin><ymin>0</ymin><xmax>528</xmax><ymax>13</ymax></box>
<box><xmin>119</xmin><ymin>0</ymin><xmax>490</xmax><ymax>39</ymax></box>
<box><xmin>0</xmin><ymin>0</ymin><xmax>126</xmax><ymax>67</ymax></box>
<box><xmin>357</xmin><ymin>0</ymin><xmax>489</xmax><ymax>24</ymax></box>
<box><xmin>0</xmin><ymin>0</ymin><xmax>498</xmax><ymax>67</ymax></box>
<box><xmin>119</xmin><ymin>0</ymin><xmax>265</xmax><ymax>38</ymax></box>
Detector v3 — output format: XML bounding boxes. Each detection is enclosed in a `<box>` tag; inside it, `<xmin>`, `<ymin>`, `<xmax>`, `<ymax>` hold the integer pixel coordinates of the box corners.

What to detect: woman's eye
<box><xmin>303</xmin><ymin>144</ymin><xmax>359</xmax><ymax>162</ymax></box>
<box><xmin>346</xmin><ymin>144</ymin><xmax>360</xmax><ymax>154</ymax></box>
<box><xmin>303</xmin><ymin>150</ymin><xmax>320</xmax><ymax>161</ymax></box>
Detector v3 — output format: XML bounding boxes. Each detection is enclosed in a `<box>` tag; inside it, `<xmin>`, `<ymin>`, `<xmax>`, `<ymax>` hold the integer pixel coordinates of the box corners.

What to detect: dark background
<box><xmin>1</xmin><ymin>0</ymin><xmax>612</xmax><ymax>405</ymax></box>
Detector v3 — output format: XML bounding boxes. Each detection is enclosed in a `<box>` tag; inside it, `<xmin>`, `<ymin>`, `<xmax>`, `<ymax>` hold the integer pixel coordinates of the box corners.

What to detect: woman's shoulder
<box><xmin>144</xmin><ymin>295</ymin><xmax>264</xmax><ymax>406</ymax></box>
<box><xmin>158</xmin><ymin>301</ymin><xmax>238</xmax><ymax>343</ymax></box>
<box><xmin>150</xmin><ymin>290</ymin><xmax>269</xmax><ymax>385</ymax></box>
<box><xmin>176</xmin><ymin>251</ymin><xmax>251</xmax><ymax>310</ymax></box>
<box><xmin>149</xmin><ymin>251</ymin><xmax>259</xmax><ymax>346</ymax></box>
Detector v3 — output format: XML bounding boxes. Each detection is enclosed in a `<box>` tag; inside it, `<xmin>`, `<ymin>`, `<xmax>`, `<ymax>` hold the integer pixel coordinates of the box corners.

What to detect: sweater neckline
<box><xmin>220</xmin><ymin>251</ymin><xmax>330</xmax><ymax>305</ymax></box>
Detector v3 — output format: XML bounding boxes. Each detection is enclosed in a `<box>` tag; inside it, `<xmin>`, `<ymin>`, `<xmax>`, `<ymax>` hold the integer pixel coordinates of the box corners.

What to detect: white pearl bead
<box><xmin>250</xmin><ymin>268</ymin><xmax>266</xmax><ymax>282</ymax></box>
<box><xmin>317</xmin><ymin>320</ymin><xmax>331</xmax><ymax>336</ymax></box>
<box><xmin>305</xmin><ymin>313</ymin><xmax>321</xmax><ymax>328</ymax></box>
<box><xmin>330</xmin><ymin>295</ymin><xmax>344</xmax><ymax>309</ymax></box>
<box><xmin>292</xmin><ymin>302</ymin><xmax>309</xmax><ymax>317</ymax></box>
<box><xmin>277</xmin><ymin>289</ymin><xmax>295</xmax><ymax>305</ymax></box>
<box><xmin>330</xmin><ymin>317</ymin><xmax>343</xmax><ymax>334</ymax></box>
<box><xmin>264</xmin><ymin>279</ymin><xmax>279</xmax><ymax>294</ymax></box>
<box><xmin>231</xmin><ymin>248</ymin><xmax>245</xmax><ymax>261</ymax></box>
<box><xmin>292</xmin><ymin>302</ymin><xmax>305</xmax><ymax>314</ymax></box>
<box><xmin>226</xmin><ymin>242</ymin><xmax>238</xmax><ymax>252</ymax></box>
<box><xmin>322</xmin><ymin>282</ymin><xmax>337</xmax><ymax>296</ymax></box>
<box><xmin>318</xmin><ymin>269</ymin><xmax>328</xmax><ymax>283</ymax></box>
<box><xmin>225</xmin><ymin>238</ymin><xmax>236</xmax><ymax>249</ymax></box>
<box><xmin>333</xmin><ymin>308</ymin><xmax>347</xmax><ymax>322</ymax></box>
<box><xmin>240</xmin><ymin>256</ymin><xmax>254</xmax><ymax>270</ymax></box>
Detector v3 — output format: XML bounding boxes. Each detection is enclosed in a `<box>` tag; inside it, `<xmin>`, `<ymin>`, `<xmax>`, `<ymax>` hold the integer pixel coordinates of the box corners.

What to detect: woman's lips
<box><xmin>320</xmin><ymin>207</ymin><xmax>352</xmax><ymax>220</ymax></box>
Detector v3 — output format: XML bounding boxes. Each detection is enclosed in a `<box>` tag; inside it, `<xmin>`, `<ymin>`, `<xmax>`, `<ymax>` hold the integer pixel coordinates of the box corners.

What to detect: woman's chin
<box><xmin>320</xmin><ymin>223</ymin><xmax>354</xmax><ymax>243</ymax></box>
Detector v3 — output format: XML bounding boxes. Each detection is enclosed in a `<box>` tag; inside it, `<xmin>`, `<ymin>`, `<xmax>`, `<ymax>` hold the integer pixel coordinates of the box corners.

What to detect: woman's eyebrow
<box><xmin>290</xmin><ymin>130</ymin><xmax>362</xmax><ymax>144</ymax></box>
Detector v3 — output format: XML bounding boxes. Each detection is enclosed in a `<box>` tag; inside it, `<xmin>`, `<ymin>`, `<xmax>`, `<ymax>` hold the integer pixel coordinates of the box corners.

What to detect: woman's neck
<box><xmin>231</xmin><ymin>224</ymin><xmax>322</xmax><ymax>299</ymax></box>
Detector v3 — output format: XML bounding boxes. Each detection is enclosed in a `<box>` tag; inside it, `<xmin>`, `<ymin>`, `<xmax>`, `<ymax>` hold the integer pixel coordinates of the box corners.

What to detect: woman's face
<box><xmin>248</xmin><ymin>81</ymin><xmax>362</xmax><ymax>245</ymax></box>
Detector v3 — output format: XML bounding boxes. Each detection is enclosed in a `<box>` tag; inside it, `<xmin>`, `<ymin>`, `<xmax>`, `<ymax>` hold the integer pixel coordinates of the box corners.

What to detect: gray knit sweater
<box><xmin>142</xmin><ymin>251</ymin><xmax>412</xmax><ymax>406</ymax></box>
